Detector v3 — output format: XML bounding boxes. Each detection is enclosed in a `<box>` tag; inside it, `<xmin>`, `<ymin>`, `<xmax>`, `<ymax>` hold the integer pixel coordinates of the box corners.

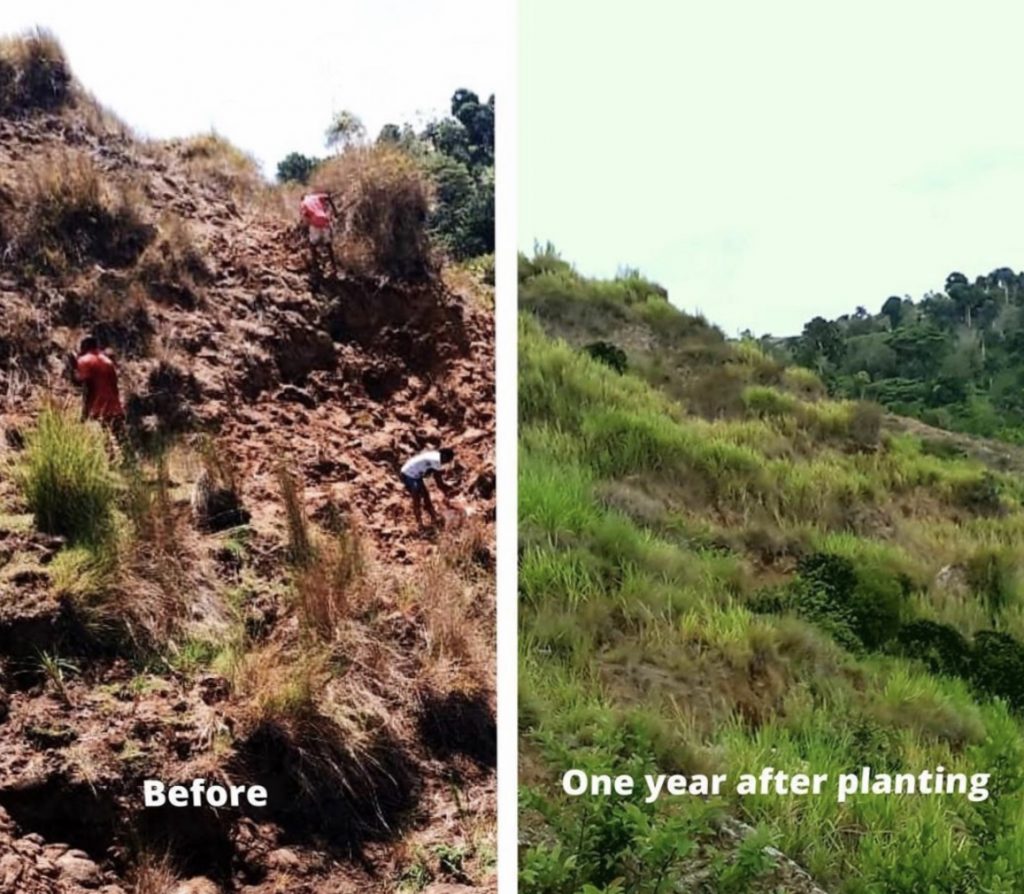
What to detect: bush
<box><xmin>895</xmin><ymin>620</ymin><xmax>973</xmax><ymax>678</ymax></box>
<box><xmin>781</xmin><ymin>366</ymin><xmax>826</xmax><ymax>400</ymax></box>
<box><xmin>971</xmin><ymin>631</ymin><xmax>1024</xmax><ymax>710</ymax></box>
<box><xmin>10</xmin><ymin>151</ymin><xmax>152</xmax><ymax>275</ymax></box>
<box><xmin>0</xmin><ymin>30</ymin><xmax>72</xmax><ymax>116</ymax></box>
<box><xmin>786</xmin><ymin>553</ymin><xmax>905</xmax><ymax>651</ymax></box>
<box><xmin>742</xmin><ymin>385</ymin><xmax>798</xmax><ymax>418</ymax></box>
<box><xmin>312</xmin><ymin>145</ymin><xmax>433</xmax><ymax>278</ymax></box>
<box><xmin>18</xmin><ymin>406</ymin><xmax>117</xmax><ymax>543</ymax></box>
<box><xmin>583</xmin><ymin>341</ymin><xmax>627</xmax><ymax>374</ymax></box>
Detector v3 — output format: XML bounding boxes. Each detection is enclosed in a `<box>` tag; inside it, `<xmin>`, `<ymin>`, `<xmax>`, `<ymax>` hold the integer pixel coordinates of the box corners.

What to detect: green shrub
<box><xmin>895</xmin><ymin>620</ymin><xmax>973</xmax><ymax>678</ymax></box>
<box><xmin>971</xmin><ymin>631</ymin><xmax>1024</xmax><ymax>710</ymax></box>
<box><xmin>583</xmin><ymin>341</ymin><xmax>627</xmax><ymax>374</ymax></box>
<box><xmin>18</xmin><ymin>406</ymin><xmax>117</xmax><ymax>543</ymax></box>
<box><xmin>785</xmin><ymin>553</ymin><xmax>906</xmax><ymax>651</ymax></box>
<box><xmin>741</xmin><ymin>385</ymin><xmax>797</xmax><ymax>418</ymax></box>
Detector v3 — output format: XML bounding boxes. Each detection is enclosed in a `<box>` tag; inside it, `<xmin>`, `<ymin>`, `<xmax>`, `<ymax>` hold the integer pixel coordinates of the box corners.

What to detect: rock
<box><xmin>56</xmin><ymin>851</ymin><xmax>103</xmax><ymax>887</ymax></box>
<box><xmin>275</xmin><ymin>384</ymin><xmax>317</xmax><ymax>410</ymax></box>
<box><xmin>274</xmin><ymin>315</ymin><xmax>336</xmax><ymax>382</ymax></box>
<box><xmin>0</xmin><ymin>854</ymin><xmax>23</xmax><ymax>887</ymax></box>
<box><xmin>171</xmin><ymin>878</ymin><xmax>222</xmax><ymax>894</ymax></box>
<box><xmin>266</xmin><ymin>847</ymin><xmax>301</xmax><ymax>870</ymax></box>
<box><xmin>197</xmin><ymin>674</ymin><xmax>230</xmax><ymax>705</ymax></box>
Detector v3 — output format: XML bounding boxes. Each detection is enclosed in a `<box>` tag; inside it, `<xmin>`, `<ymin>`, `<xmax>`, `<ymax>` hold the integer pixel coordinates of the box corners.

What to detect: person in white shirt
<box><xmin>400</xmin><ymin>447</ymin><xmax>454</xmax><ymax>528</ymax></box>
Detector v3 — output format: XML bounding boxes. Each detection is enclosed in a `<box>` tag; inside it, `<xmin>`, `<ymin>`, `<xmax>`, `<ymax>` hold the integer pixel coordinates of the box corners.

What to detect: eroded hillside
<box><xmin>0</xmin><ymin>34</ymin><xmax>494</xmax><ymax>894</ymax></box>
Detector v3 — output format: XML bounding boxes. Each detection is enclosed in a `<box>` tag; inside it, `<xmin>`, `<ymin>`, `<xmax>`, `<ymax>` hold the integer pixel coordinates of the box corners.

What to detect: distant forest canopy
<box><xmin>763</xmin><ymin>268</ymin><xmax>1024</xmax><ymax>443</ymax></box>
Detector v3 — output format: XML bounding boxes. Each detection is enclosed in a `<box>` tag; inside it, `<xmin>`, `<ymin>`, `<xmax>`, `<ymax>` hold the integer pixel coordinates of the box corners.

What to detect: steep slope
<box><xmin>0</xmin><ymin>38</ymin><xmax>494</xmax><ymax>894</ymax></box>
<box><xmin>519</xmin><ymin>254</ymin><xmax>1024</xmax><ymax>894</ymax></box>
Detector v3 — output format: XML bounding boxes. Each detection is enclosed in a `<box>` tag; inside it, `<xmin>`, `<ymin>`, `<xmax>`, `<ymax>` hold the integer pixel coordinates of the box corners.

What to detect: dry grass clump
<box><xmin>129</xmin><ymin>852</ymin><xmax>179</xmax><ymax>894</ymax></box>
<box><xmin>57</xmin><ymin>280</ymin><xmax>154</xmax><ymax>359</ymax></box>
<box><xmin>276</xmin><ymin>463</ymin><xmax>367</xmax><ymax>637</ymax></box>
<box><xmin>411</xmin><ymin>550</ymin><xmax>492</xmax><ymax>702</ymax></box>
<box><xmin>293</xmin><ymin>523</ymin><xmax>366</xmax><ymax>639</ymax></box>
<box><xmin>174</xmin><ymin>132</ymin><xmax>264</xmax><ymax>200</ymax></box>
<box><xmin>8</xmin><ymin>150</ymin><xmax>152</xmax><ymax>276</ymax></box>
<box><xmin>0</xmin><ymin>29</ymin><xmax>72</xmax><ymax>117</ymax></box>
<box><xmin>312</xmin><ymin>145</ymin><xmax>433</xmax><ymax>279</ymax></box>
<box><xmin>0</xmin><ymin>304</ymin><xmax>49</xmax><ymax>373</ymax></box>
<box><xmin>136</xmin><ymin>215</ymin><xmax>209</xmax><ymax>308</ymax></box>
<box><xmin>276</xmin><ymin>463</ymin><xmax>314</xmax><ymax>565</ymax></box>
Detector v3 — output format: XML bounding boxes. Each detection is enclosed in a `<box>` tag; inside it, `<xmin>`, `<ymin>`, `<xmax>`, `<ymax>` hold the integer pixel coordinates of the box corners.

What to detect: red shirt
<box><xmin>75</xmin><ymin>351</ymin><xmax>124</xmax><ymax>420</ymax></box>
<box><xmin>300</xmin><ymin>193</ymin><xmax>332</xmax><ymax>229</ymax></box>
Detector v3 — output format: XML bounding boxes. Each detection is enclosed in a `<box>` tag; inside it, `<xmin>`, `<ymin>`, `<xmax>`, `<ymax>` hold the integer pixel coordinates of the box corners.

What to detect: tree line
<box><xmin>276</xmin><ymin>89</ymin><xmax>494</xmax><ymax>263</ymax></box>
<box><xmin>770</xmin><ymin>268</ymin><xmax>1024</xmax><ymax>442</ymax></box>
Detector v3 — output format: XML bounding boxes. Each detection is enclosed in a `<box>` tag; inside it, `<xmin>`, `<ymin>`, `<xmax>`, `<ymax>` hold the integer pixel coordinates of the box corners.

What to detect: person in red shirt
<box><xmin>299</xmin><ymin>191</ymin><xmax>339</xmax><ymax>280</ymax></box>
<box><xmin>69</xmin><ymin>336</ymin><xmax>125</xmax><ymax>430</ymax></box>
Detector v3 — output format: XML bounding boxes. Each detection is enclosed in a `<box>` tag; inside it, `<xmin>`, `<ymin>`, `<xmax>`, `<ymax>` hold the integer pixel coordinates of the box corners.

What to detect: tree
<box><xmin>449</xmin><ymin>89</ymin><xmax>494</xmax><ymax>165</ymax></box>
<box><xmin>325</xmin><ymin>110</ymin><xmax>366</xmax><ymax>150</ymax></box>
<box><xmin>796</xmin><ymin>316</ymin><xmax>845</xmax><ymax>371</ymax></box>
<box><xmin>276</xmin><ymin>152</ymin><xmax>318</xmax><ymax>184</ymax></box>
<box><xmin>881</xmin><ymin>295</ymin><xmax>903</xmax><ymax>329</ymax></box>
<box><xmin>423</xmin><ymin>117</ymin><xmax>472</xmax><ymax>165</ymax></box>
<box><xmin>377</xmin><ymin>123</ymin><xmax>402</xmax><ymax>145</ymax></box>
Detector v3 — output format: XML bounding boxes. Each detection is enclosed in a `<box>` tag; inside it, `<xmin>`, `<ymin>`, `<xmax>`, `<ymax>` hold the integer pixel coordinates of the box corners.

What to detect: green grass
<box><xmin>519</xmin><ymin>273</ymin><xmax>1024</xmax><ymax>893</ymax></box>
<box><xmin>17</xmin><ymin>405</ymin><xmax>118</xmax><ymax>543</ymax></box>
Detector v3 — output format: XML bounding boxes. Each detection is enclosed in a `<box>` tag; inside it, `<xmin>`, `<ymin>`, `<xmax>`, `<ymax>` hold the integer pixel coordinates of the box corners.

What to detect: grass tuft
<box><xmin>18</xmin><ymin>404</ymin><xmax>117</xmax><ymax>543</ymax></box>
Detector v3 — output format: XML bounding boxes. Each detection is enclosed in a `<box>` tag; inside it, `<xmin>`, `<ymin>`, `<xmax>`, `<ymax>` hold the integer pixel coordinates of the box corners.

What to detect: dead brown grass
<box><xmin>0</xmin><ymin>29</ymin><xmax>72</xmax><ymax>116</ymax></box>
<box><xmin>293</xmin><ymin>521</ymin><xmax>367</xmax><ymax>638</ymax></box>
<box><xmin>136</xmin><ymin>214</ymin><xmax>209</xmax><ymax>308</ymax></box>
<box><xmin>172</xmin><ymin>132</ymin><xmax>264</xmax><ymax>200</ymax></box>
<box><xmin>312</xmin><ymin>145</ymin><xmax>433</xmax><ymax>279</ymax></box>
<box><xmin>129</xmin><ymin>852</ymin><xmax>179</xmax><ymax>894</ymax></box>
<box><xmin>7</xmin><ymin>149</ymin><xmax>152</xmax><ymax>276</ymax></box>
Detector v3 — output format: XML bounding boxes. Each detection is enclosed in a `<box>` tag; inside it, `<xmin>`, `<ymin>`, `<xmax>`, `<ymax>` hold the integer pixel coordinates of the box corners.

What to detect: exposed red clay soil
<box><xmin>0</xmin><ymin>108</ymin><xmax>495</xmax><ymax>894</ymax></box>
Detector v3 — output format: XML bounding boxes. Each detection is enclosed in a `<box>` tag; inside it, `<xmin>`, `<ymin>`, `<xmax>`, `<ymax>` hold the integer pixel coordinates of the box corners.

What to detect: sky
<box><xmin>520</xmin><ymin>0</ymin><xmax>1024</xmax><ymax>337</ymax></box>
<box><xmin>0</xmin><ymin>0</ymin><xmax>498</xmax><ymax>176</ymax></box>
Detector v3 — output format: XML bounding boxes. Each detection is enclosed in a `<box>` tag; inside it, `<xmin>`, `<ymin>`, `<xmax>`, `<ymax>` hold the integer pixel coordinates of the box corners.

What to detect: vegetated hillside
<box><xmin>770</xmin><ymin>268</ymin><xmax>1024</xmax><ymax>444</ymax></box>
<box><xmin>0</xmin><ymin>33</ymin><xmax>495</xmax><ymax>894</ymax></box>
<box><xmin>519</xmin><ymin>248</ymin><xmax>1024</xmax><ymax>893</ymax></box>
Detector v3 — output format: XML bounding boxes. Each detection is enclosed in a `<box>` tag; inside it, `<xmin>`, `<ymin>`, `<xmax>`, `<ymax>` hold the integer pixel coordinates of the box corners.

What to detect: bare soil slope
<box><xmin>0</xmin><ymin>95</ymin><xmax>494</xmax><ymax>894</ymax></box>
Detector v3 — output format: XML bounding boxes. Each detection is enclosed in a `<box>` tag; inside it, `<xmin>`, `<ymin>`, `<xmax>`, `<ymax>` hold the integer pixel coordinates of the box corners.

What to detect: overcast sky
<box><xmin>520</xmin><ymin>0</ymin><xmax>1024</xmax><ymax>337</ymax></box>
<box><xmin>1</xmin><ymin>0</ymin><xmax>497</xmax><ymax>176</ymax></box>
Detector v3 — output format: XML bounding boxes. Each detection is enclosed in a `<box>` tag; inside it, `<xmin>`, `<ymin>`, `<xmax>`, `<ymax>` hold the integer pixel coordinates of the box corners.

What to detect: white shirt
<box><xmin>401</xmin><ymin>450</ymin><xmax>442</xmax><ymax>480</ymax></box>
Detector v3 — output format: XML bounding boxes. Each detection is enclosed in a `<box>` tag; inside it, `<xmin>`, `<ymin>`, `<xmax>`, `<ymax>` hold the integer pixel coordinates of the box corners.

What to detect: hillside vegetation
<box><xmin>0</xmin><ymin>31</ymin><xmax>494</xmax><ymax>894</ymax></box>
<box><xmin>519</xmin><ymin>248</ymin><xmax>1024</xmax><ymax>893</ymax></box>
<box><xmin>776</xmin><ymin>268</ymin><xmax>1024</xmax><ymax>444</ymax></box>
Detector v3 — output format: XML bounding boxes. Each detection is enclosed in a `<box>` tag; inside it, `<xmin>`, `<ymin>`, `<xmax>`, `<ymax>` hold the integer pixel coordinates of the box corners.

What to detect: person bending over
<box><xmin>399</xmin><ymin>447</ymin><xmax>455</xmax><ymax>528</ymax></box>
<box><xmin>299</xmin><ymin>190</ymin><xmax>339</xmax><ymax>279</ymax></box>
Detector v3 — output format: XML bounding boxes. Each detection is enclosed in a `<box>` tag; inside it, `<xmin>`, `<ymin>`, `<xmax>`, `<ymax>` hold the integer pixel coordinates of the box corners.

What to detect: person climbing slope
<box><xmin>299</xmin><ymin>190</ymin><xmax>339</xmax><ymax>280</ymax></box>
<box><xmin>400</xmin><ymin>447</ymin><xmax>455</xmax><ymax>529</ymax></box>
<box><xmin>68</xmin><ymin>335</ymin><xmax>125</xmax><ymax>431</ymax></box>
